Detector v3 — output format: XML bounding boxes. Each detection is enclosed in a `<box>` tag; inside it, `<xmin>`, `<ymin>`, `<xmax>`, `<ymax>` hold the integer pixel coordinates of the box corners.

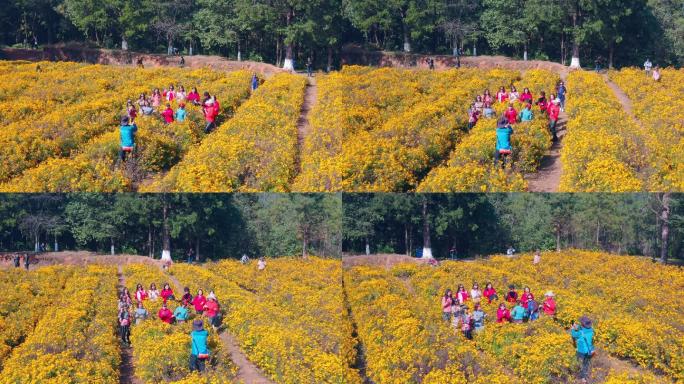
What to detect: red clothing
<box><xmin>187</xmin><ymin>91</ymin><xmax>200</xmax><ymax>103</ymax></box>
<box><xmin>483</xmin><ymin>95</ymin><xmax>494</xmax><ymax>104</ymax></box>
<box><xmin>506</xmin><ymin>290</ymin><xmax>518</xmax><ymax>303</ymax></box>
<box><xmin>520</xmin><ymin>92</ymin><xmax>533</xmax><ymax>103</ymax></box>
<box><xmin>497</xmin><ymin>308</ymin><xmax>511</xmax><ymax>323</ymax></box>
<box><xmin>160</xmin><ymin>288</ymin><xmax>174</xmax><ymax>302</ymax></box>
<box><xmin>456</xmin><ymin>290</ymin><xmax>469</xmax><ymax>304</ymax></box>
<box><xmin>203</xmin><ymin>104</ymin><xmax>217</xmax><ymax>123</ymax></box>
<box><xmin>204</xmin><ymin>300</ymin><xmax>219</xmax><ymax>318</ymax></box>
<box><xmin>192</xmin><ymin>295</ymin><xmax>207</xmax><ymax>312</ymax></box>
<box><xmin>537</xmin><ymin>99</ymin><xmax>548</xmax><ymax>113</ymax></box>
<box><xmin>166</xmin><ymin>91</ymin><xmax>175</xmax><ymax>101</ymax></box>
<box><xmin>161</xmin><ymin>108</ymin><xmax>174</xmax><ymax>123</ymax></box>
<box><xmin>497</xmin><ymin>91</ymin><xmax>508</xmax><ymax>103</ymax></box>
<box><xmin>521</xmin><ymin>292</ymin><xmax>534</xmax><ymax>309</ymax></box>
<box><xmin>504</xmin><ymin>108</ymin><xmax>518</xmax><ymax>124</ymax></box>
<box><xmin>158</xmin><ymin>307</ymin><xmax>174</xmax><ymax>323</ymax></box>
<box><xmin>135</xmin><ymin>289</ymin><xmax>148</xmax><ymax>302</ymax></box>
<box><xmin>483</xmin><ymin>288</ymin><xmax>497</xmax><ymax>303</ymax></box>
<box><xmin>548</xmin><ymin>104</ymin><xmax>560</xmax><ymax>121</ymax></box>
<box><xmin>543</xmin><ymin>298</ymin><xmax>556</xmax><ymax>316</ymax></box>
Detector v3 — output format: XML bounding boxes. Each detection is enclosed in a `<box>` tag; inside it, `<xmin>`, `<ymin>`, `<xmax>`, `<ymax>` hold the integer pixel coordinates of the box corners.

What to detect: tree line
<box><xmin>0</xmin><ymin>194</ymin><xmax>342</xmax><ymax>259</ymax></box>
<box><xmin>343</xmin><ymin>193</ymin><xmax>684</xmax><ymax>262</ymax></box>
<box><xmin>1</xmin><ymin>1</ymin><xmax>683</xmax><ymax>69</ymax></box>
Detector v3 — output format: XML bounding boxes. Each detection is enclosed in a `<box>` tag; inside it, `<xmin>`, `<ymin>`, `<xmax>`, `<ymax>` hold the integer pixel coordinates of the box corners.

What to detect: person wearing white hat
<box><xmin>543</xmin><ymin>291</ymin><xmax>556</xmax><ymax>316</ymax></box>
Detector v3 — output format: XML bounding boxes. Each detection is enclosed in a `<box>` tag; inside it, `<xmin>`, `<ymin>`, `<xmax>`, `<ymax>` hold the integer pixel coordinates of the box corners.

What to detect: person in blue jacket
<box><xmin>251</xmin><ymin>73</ymin><xmax>259</xmax><ymax>91</ymax></box>
<box><xmin>494</xmin><ymin>116</ymin><xmax>514</xmax><ymax>167</ymax></box>
<box><xmin>571</xmin><ymin>316</ymin><xmax>595</xmax><ymax>383</ymax></box>
<box><xmin>518</xmin><ymin>103</ymin><xmax>534</xmax><ymax>122</ymax></box>
<box><xmin>119</xmin><ymin>116</ymin><xmax>137</xmax><ymax>161</ymax></box>
<box><xmin>190</xmin><ymin>319</ymin><xmax>209</xmax><ymax>372</ymax></box>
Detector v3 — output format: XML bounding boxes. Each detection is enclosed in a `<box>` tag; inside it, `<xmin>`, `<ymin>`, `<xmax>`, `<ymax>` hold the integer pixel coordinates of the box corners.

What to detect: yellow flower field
<box><xmin>345</xmin><ymin>251</ymin><xmax>683</xmax><ymax>383</ymax></box>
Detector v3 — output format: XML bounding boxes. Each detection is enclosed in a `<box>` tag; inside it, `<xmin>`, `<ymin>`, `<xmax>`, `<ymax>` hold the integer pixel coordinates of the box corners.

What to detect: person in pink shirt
<box><xmin>203</xmin><ymin>296</ymin><xmax>221</xmax><ymax>330</ymax></box>
<box><xmin>543</xmin><ymin>291</ymin><xmax>557</xmax><ymax>316</ymax></box>
<box><xmin>520</xmin><ymin>87</ymin><xmax>533</xmax><ymax>103</ymax></box>
<box><xmin>441</xmin><ymin>289</ymin><xmax>454</xmax><ymax>322</ymax></box>
<box><xmin>504</xmin><ymin>103</ymin><xmax>518</xmax><ymax>124</ymax></box>
<box><xmin>496</xmin><ymin>303</ymin><xmax>511</xmax><ymax>323</ymax></box>
<box><xmin>456</xmin><ymin>284</ymin><xmax>469</xmax><ymax>304</ymax></box>
<box><xmin>548</xmin><ymin>99</ymin><xmax>561</xmax><ymax>142</ymax></box>
<box><xmin>467</xmin><ymin>103</ymin><xmax>480</xmax><ymax>130</ymax></box>
<box><xmin>187</xmin><ymin>87</ymin><xmax>200</xmax><ymax>105</ymax></box>
<box><xmin>192</xmin><ymin>289</ymin><xmax>207</xmax><ymax>315</ymax></box>
<box><xmin>483</xmin><ymin>89</ymin><xmax>494</xmax><ymax>104</ymax></box>
<box><xmin>166</xmin><ymin>84</ymin><xmax>176</xmax><ymax>101</ymax></box>
<box><xmin>160</xmin><ymin>283</ymin><xmax>175</xmax><ymax>302</ymax></box>
<box><xmin>496</xmin><ymin>86</ymin><xmax>508</xmax><ymax>103</ymax></box>
<box><xmin>151</xmin><ymin>88</ymin><xmax>162</xmax><ymax>108</ymax></box>
<box><xmin>520</xmin><ymin>286</ymin><xmax>534</xmax><ymax>309</ymax></box>
<box><xmin>158</xmin><ymin>302</ymin><xmax>174</xmax><ymax>324</ymax></box>
<box><xmin>483</xmin><ymin>282</ymin><xmax>498</xmax><ymax>303</ymax></box>
<box><xmin>135</xmin><ymin>283</ymin><xmax>148</xmax><ymax>302</ymax></box>
<box><xmin>161</xmin><ymin>104</ymin><xmax>175</xmax><ymax>124</ymax></box>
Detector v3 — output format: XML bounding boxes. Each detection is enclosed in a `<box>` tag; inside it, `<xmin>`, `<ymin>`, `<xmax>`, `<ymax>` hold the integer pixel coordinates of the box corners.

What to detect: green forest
<box><xmin>343</xmin><ymin>193</ymin><xmax>684</xmax><ymax>261</ymax></box>
<box><xmin>0</xmin><ymin>193</ymin><xmax>342</xmax><ymax>259</ymax></box>
<box><xmin>1</xmin><ymin>0</ymin><xmax>683</xmax><ymax>68</ymax></box>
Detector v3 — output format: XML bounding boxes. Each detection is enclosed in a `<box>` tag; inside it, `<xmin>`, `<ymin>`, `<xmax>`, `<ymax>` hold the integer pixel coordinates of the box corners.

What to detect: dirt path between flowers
<box><xmin>117</xmin><ymin>265</ymin><xmax>143</xmax><ymax>384</ymax></box>
<box><xmin>160</xmin><ymin>266</ymin><xmax>275</xmax><ymax>384</ymax></box>
<box><xmin>341</xmin><ymin>276</ymin><xmax>375</xmax><ymax>384</ymax></box>
<box><xmin>603</xmin><ymin>74</ymin><xmax>641</xmax><ymax>125</ymax></box>
<box><xmin>525</xmin><ymin>72</ymin><xmax>569</xmax><ymax>192</ymax></box>
<box><xmin>294</xmin><ymin>76</ymin><xmax>317</xmax><ymax>176</ymax></box>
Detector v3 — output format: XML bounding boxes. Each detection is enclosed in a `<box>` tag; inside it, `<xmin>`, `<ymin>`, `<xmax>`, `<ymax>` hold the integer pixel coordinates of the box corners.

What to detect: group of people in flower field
<box><xmin>119</xmin><ymin>73</ymin><xmax>260</xmax><ymax>162</ymax></box>
<box><xmin>117</xmin><ymin>283</ymin><xmax>222</xmax><ymax>372</ymax></box>
<box><xmin>465</xmin><ymin>81</ymin><xmax>567</xmax><ymax>166</ymax></box>
<box><xmin>440</xmin><ymin>281</ymin><xmax>596</xmax><ymax>383</ymax></box>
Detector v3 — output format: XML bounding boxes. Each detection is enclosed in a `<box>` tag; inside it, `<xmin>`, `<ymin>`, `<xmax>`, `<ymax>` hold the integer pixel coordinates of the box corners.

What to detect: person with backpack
<box><xmin>472</xmin><ymin>304</ymin><xmax>486</xmax><ymax>333</ymax></box>
<box><xmin>190</xmin><ymin>319</ymin><xmax>210</xmax><ymax>372</ymax></box>
<box><xmin>175</xmin><ymin>103</ymin><xmax>187</xmax><ymax>122</ymax></box>
<box><xmin>518</xmin><ymin>103</ymin><xmax>533</xmax><ymax>122</ymax></box>
<box><xmin>13</xmin><ymin>254</ymin><xmax>20</xmax><ymax>268</ymax></box>
<box><xmin>460</xmin><ymin>305</ymin><xmax>474</xmax><ymax>340</ymax></box>
<box><xmin>543</xmin><ymin>291</ymin><xmax>557</xmax><ymax>316</ymax></box>
<box><xmin>548</xmin><ymin>99</ymin><xmax>561</xmax><ymax>142</ymax></box>
<box><xmin>442</xmin><ymin>289</ymin><xmax>454</xmax><ymax>322</ymax></box>
<box><xmin>527</xmin><ymin>297</ymin><xmax>540</xmax><ymax>321</ymax></box>
<box><xmin>181</xmin><ymin>287</ymin><xmax>193</xmax><ymax>304</ymax></box>
<box><xmin>483</xmin><ymin>282</ymin><xmax>498</xmax><ymax>303</ymax></box>
<box><xmin>174</xmin><ymin>301</ymin><xmax>190</xmax><ymax>323</ymax></box>
<box><xmin>511</xmin><ymin>300</ymin><xmax>526</xmax><ymax>323</ymax></box>
<box><xmin>494</xmin><ymin>116</ymin><xmax>513</xmax><ymax>167</ymax></box>
<box><xmin>119</xmin><ymin>304</ymin><xmax>132</xmax><ymax>345</ymax></box>
<box><xmin>202</xmin><ymin>98</ymin><xmax>218</xmax><ymax>133</ymax></box>
<box><xmin>571</xmin><ymin>316</ymin><xmax>595</xmax><ymax>383</ymax></box>
<box><xmin>192</xmin><ymin>289</ymin><xmax>207</xmax><ymax>315</ymax></box>
<box><xmin>134</xmin><ymin>301</ymin><xmax>149</xmax><ymax>325</ymax></box>
<box><xmin>496</xmin><ymin>303</ymin><xmax>511</xmax><ymax>323</ymax></box>
<box><xmin>506</xmin><ymin>285</ymin><xmax>518</xmax><ymax>303</ymax></box>
<box><xmin>306</xmin><ymin>57</ymin><xmax>313</xmax><ymax>77</ymax></box>
<box><xmin>251</xmin><ymin>73</ymin><xmax>259</xmax><ymax>92</ymax></box>
<box><xmin>536</xmin><ymin>91</ymin><xmax>548</xmax><ymax>115</ymax></box>
<box><xmin>119</xmin><ymin>116</ymin><xmax>137</xmax><ymax>162</ymax></box>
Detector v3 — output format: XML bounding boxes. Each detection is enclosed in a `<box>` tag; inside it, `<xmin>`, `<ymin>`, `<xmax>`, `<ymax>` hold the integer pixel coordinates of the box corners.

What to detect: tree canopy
<box><xmin>1</xmin><ymin>0</ymin><xmax>682</xmax><ymax>67</ymax></box>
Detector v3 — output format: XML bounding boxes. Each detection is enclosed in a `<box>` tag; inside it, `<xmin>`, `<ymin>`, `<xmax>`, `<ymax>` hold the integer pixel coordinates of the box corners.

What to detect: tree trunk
<box><xmin>34</xmin><ymin>233</ymin><xmax>40</xmax><ymax>253</ymax></box>
<box><xmin>421</xmin><ymin>198</ymin><xmax>432</xmax><ymax>258</ymax></box>
<box><xmin>660</xmin><ymin>193</ymin><xmax>671</xmax><ymax>263</ymax></box>
<box><xmin>555</xmin><ymin>225</ymin><xmax>561</xmax><ymax>252</ymax></box>
<box><xmin>608</xmin><ymin>44</ymin><xmax>614</xmax><ymax>69</ymax></box>
<box><xmin>404</xmin><ymin>225</ymin><xmax>409</xmax><ymax>256</ymax></box>
<box><xmin>148</xmin><ymin>225</ymin><xmax>153</xmax><ymax>257</ymax></box>
<box><xmin>595</xmin><ymin>219</ymin><xmax>600</xmax><ymax>247</ymax></box>
<box><xmin>110</xmin><ymin>237</ymin><xmax>115</xmax><ymax>255</ymax></box>
<box><xmin>167</xmin><ymin>37</ymin><xmax>173</xmax><ymax>55</ymax></box>
<box><xmin>54</xmin><ymin>233</ymin><xmax>58</xmax><ymax>252</ymax></box>
<box><xmin>283</xmin><ymin>8</ymin><xmax>295</xmax><ymax>70</ymax></box>
<box><xmin>195</xmin><ymin>237</ymin><xmax>201</xmax><ymax>262</ymax></box>
<box><xmin>276</xmin><ymin>39</ymin><xmax>281</xmax><ymax>67</ymax></box>
<box><xmin>302</xmin><ymin>237</ymin><xmax>308</xmax><ymax>258</ymax></box>
<box><xmin>365</xmin><ymin>238</ymin><xmax>370</xmax><ymax>255</ymax></box>
<box><xmin>237</xmin><ymin>40</ymin><xmax>241</xmax><ymax>61</ymax></box>
<box><xmin>121</xmin><ymin>36</ymin><xmax>128</xmax><ymax>51</ymax></box>
<box><xmin>560</xmin><ymin>33</ymin><xmax>565</xmax><ymax>65</ymax></box>
<box><xmin>402</xmin><ymin>13</ymin><xmax>411</xmax><ymax>52</ymax></box>
<box><xmin>569</xmin><ymin>11</ymin><xmax>581</xmax><ymax>68</ymax></box>
<box><xmin>161</xmin><ymin>197</ymin><xmax>171</xmax><ymax>262</ymax></box>
<box><xmin>523</xmin><ymin>40</ymin><xmax>528</xmax><ymax>61</ymax></box>
<box><xmin>327</xmin><ymin>45</ymin><xmax>333</xmax><ymax>72</ymax></box>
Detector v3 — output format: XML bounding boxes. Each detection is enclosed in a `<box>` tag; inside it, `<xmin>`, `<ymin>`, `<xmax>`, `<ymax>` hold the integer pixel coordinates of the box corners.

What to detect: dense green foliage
<box><xmin>1</xmin><ymin>0</ymin><xmax>682</xmax><ymax>67</ymax></box>
<box><xmin>343</xmin><ymin>193</ymin><xmax>684</xmax><ymax>260</ymax></box>
<box><xmin>0</xmin><ymin>193</ymin><xmax>342</xmax><ymax>259</ymax></box>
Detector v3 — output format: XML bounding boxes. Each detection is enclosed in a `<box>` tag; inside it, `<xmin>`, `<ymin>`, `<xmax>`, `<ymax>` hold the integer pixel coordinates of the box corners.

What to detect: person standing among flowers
<box><xmin>181</xmin><ymin>287</ymin><xmax>193</xmax><ymax>304</ymax></box>
<box><xmin>192</xmin><ymin>289</ymin><xmax>207</xmax><ymax>315</ymax></box>
<box><xmin>175</xmin><ymin>102</ymin><xmax>187</xmax><ymax>122</ymax></box>
<box><xmin>548</xmin><ymin>99</ymin><xmax>561</xmax><ymax>142</ymax></box>
<box><xmin>187</xmin><ymin>87</ymin><xmax>201</xmax><ymax>105</ymax></box>
<box><xmin>519</xmin><ymin>87</ymin><xmax>533</xmax><ymax>104</ymax></box>
<box><xmin>536</xmin><ymin>91</ymin><xmax>548</xmax><ymax>115</ymax></box>
<box><xmin>190</xmin><ymin>319</ymin><xmax>209</xmax><ymax>372</ymax></box>
<box><xmin>495</xmin><ymin>116</ymin><xmax>513</xmax><ymax>167</ymax></box>
<box><xmin>119</xmin><ymin>116</ymin><xmax>137</xmax><ymax>162</ymax></box>
<box><xmin>527</xmin><ymin>297</ymin><xmax>539</xmax><ymax>321</ymax></box>
<box><xmin>520</xmin><ymin>286</ymin><xmax>534</xmax><ymax>309</ymax></box>
<box><xmin>442</xmin><ymin>289</ymin><xmax>454</xmax><ymax>322</ymax></box>
<box><xmin>472</xmin><ymin>304</ymin><xmax>486</xmax><ymax>333</ymax></box>
<box><xmin>161</xmin><ymin>103</ymin><xmax>175</xmax><ymax>124</ymax></box>
<box><xmin>470</xmin><ymin>283</ymin><xmax>483</xmax><ymax>304</ymax></box>
<box><xmin>202</xmin><ymin>98</ymin><xmax>218</xmax><ymax>133</ymax></box>
<box><xmin>134</xmin><ymin>301</ymin><xmax>149</xmax><ymax>325</ymax></box>
<box><xmin>460</xmin><ymin>305</ymin><xmax>473</xmax><ymax>340</ymax></box>
<box><xmin>571</xmin><ymin>316</ymin><xmax>595</xmax><ymax>383</ymax></box>
<box><xmin>504</xmin><ymin>103</ymin><xmax>518</xmax><ymax>124</ymax></box>
<box><xmin>518</xmin><ymin>103</ymin><xmax>533</xmax><ymax>122</ymax></box>
<box><xmin>506</xmin><ymin>285</ymin><xmax>518</xmax><ymax>303</ymax></box>
<box><xmin>204</xmin><ymin>296</ymin><xmax>221</xmax><ymax>331</ymax></box>
<box><xmin>119</xmin><ymin>303</ymin><xmax>132</xmax><ymax>345</ymax></box>
<box><xmin>251</xmin><ymin>73</ymin><xmax>259</xmax><ymax>92</ymax></box>
<box><xmin>161</xmin><ymin>283</ymin><xmax>175</xmax><ymax>303</ymax></box>
<box><xmin>496</xmin><ymin>86</ymin><xmax>508</xmax><ymax>103</ymax></box>
<box><xmin>456</xmin><ymin>284</ymin><xmax>469</xmax><ymax>304</ymax></box>
<box><xmin>556</xmin><ymin>81</ymin><xmax>567</xmax><ymax>111</ymax></box>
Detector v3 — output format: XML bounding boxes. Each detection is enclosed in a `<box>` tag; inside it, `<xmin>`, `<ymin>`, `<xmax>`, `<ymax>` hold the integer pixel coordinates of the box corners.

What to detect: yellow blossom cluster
<box><xmin>0</xmin><ymin>266</ymin><xmax>73</xmax><ymax>368</ymax></box>
<box><xmin>349</xmin><ymin>250</ymin><xmax>682</xmax><ymax>383</ymax></box>
<box><xmin>418</xmin><ymin>69</ymin><xmax>557</xmax><ymax>192</ymax></box>
<box><xmin>0</xmin><ymin>61</ymin><xmax>252</xmax><ymax>192</ymax></box>
<box><xmin>608</xmin><ymin>68</ymin><xmax>684</xmax><ymax>191</ymax></box>
<box><xmin>170</xmin><ymin>257</ymin><xmax>361</xmax><ymax>383</ymax></box>
<box><xmin>0</xmin><ymin>265</ymin><xmax>121</xmax><ymax>384</ymax></box>
<box><xmin>146</xmin><ymin>74</ymin><xmax>306</xmax><ymax>192</ymax></box>
<box><xmin>559</xmin><ymin>71</ymin><xmax>645</xmax><ymax>191</ymax></box>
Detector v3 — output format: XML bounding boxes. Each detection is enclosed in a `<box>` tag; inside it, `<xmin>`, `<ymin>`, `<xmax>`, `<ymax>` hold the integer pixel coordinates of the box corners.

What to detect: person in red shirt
<box><xmin>496</xmin><ymin>86</ymin><xmax>508</xmax><ymax>103</ymax></box>
<box><xmin>520</xmin><ymin>286</ymin><xmax>534</xmax><ymax>309</ymax></box>
<box><xmin>192</xmin><ymin>289</ymin><xmax>207</xmax><ymax>315</ymax></box>
<box><xmin>519</xmin><ymin>87</ymin><xmax>533</xmax><ymax>104</ymax></box>
<box><xmin>161</xmin><ymin>104</ymin><xmax>174</xmax><ymax>124</ymax></box>
<box><xmin>135</xmin><ymin>283</ymin><xmax>148</xmax><ymax>302</ymax></box>
<box><xmin>127</xmin><ymin>100</ymin><xmax>137</xmax><ymax>123</ymax></box>
<box><xmin>181</xmin><ymin>287</ymin><xmax>193</xmax><ymax>304</ymax></box>
<box><xmin>203</xmin><ymin>99</ymin><xmax>217</xmax><ymax>133</ymax></box>
<box><xmin>496</xmin><ymin>303</ymin><xmax>511</xmax><ymax>323</ymax></box>
<box><xmin>187</xmin><ymin>87</ymin><xmax>201</xmax><ymax>105</ymax></box>
<box><xmin>203</xmin><ymin>296</ymin><xmax>221</xmax><ymax>330</ymax></box>
<box><xmin>506</xmin><ymin>285</ymin><xmax>518</xmax><ymax>303</ymax></box>
<box><xmin>536</xmin><ymin>91</ymin><xmax>548</xmax><ymax>115</ymax></box>
<box><xmin>483</xmin><ymin>282</ymin><xmax>498</xmax><ymax>303</ymax></box>
<box><xmin>548</xmin><ymin>99</ymin><xmax>561</xmax><ymax>142</ymax></box>
<box><xmin>158</xmin><ymin>302</ymin><xmax>174</xmax><ymax>324</ymax></box>
<box><xmin>504</xmin><ymin>103</ymin><xmax>518</xmax><ymax>124</ymax></box>
<box><xmin>160</xmin><ymin>283</ymin><xmax>175</xmax><ymax>302</ymax></box>
<box><xmin>543</xmin><ymin>291</ymin><xmax>556</xmax><ymax>316</ymax></box>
